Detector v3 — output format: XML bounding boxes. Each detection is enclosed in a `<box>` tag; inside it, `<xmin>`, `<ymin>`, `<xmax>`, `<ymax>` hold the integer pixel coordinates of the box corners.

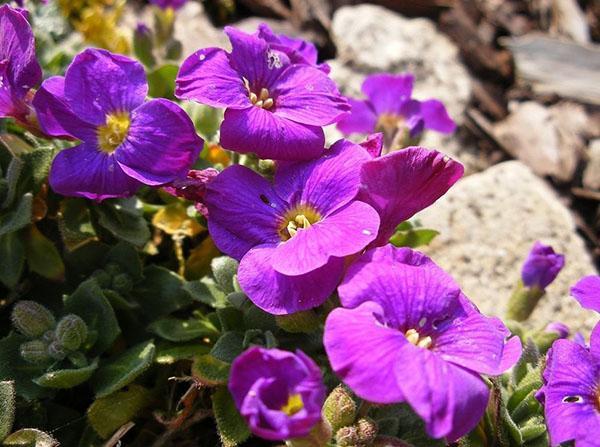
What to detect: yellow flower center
<box><xmin>243</xmin><ymin>78</ymin><xmax>274</xmax><ymax>109</ymax></box>
<box><xmin>376</xmin><ymin>113</ymin><xmax>401</xmax><ymax>135</ymax></box>
<box><xmin>279</xmin><ymin>205</ymin><xmax>321</xmax><ymax>241</ymax></box>
<box><xmin>281</xmin><ymin>393</ymin><xmax>304</xmax><ymax>416</ymax></box>
<box><xmin>97</xmin><ymin>111</ymin><xmax>131</xmax><ymax>154</ymax></box>
<box><xmin>405</xmin><ymin>328</ymin><xmax>433</xmax><ymax>349</ymax></box>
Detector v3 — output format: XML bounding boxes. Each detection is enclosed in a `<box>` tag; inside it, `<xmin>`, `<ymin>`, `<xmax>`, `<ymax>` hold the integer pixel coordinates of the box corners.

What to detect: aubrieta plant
<box><xmin>0</xmin><ymin>4</ymin><xmax>597</xmax><ymax>447</ymax></box>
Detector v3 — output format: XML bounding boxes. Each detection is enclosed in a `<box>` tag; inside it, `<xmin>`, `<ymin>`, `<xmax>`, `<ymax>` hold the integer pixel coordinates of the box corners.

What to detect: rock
<box><xmin>330</xmin><ymin>4</ymin><xmax>472</xmax><ymax>122</ymax></box>
<box><xmin>417</xmin><ymin>161</ymin><xmax>598</xmax><ymax>333</ymax></box>
<box><xmin>492</xmin><ymin>101</ymin><xmax>588</xmax><ymax>182</ymax></box>
<box><xmin>583</xmin><ymin>139</ymin><xmax>600</xmax><ymax>191</ymax></box>
<box><xmin>551</xmin><ymin>0</ymin><xmax>590</xmax><ymax>44</ymax></box>
<box><xmin>173</xmin><ymin>2</ymin><xmax>228</xmax><ymax>57</ymax></box>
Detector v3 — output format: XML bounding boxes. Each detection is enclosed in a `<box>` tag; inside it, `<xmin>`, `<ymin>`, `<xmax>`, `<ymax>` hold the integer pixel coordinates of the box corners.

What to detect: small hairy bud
<box><xmin>48</xmin><ymin>341</ymin><xmax>67</xmax><ymax>361</ymax></box>
<box><xmin>323</xmin><ymin>385</ymin><xmax>357</xmax><ymax>432</ymax></box>
<box><xmin>111</xmin><ymin>273</ymin><xmax>133</xmax><ymax>294</ymax></box>
<box><xmin>55</xmin><ymin>315</ymin><xmax>88</xmax><ymax>351</ymax></box>
<box><xmin>211</xmin><ymin>256</ymin><xmax>239</xmax><ymax>294</ymax></box>
<box><xmin>356</xmin><ymin>418</ymin><xmax>378</xmax><ymax>444</ymax></box>
<box><xmin>19</xmin><ymin>340</ymin><xmax>50</xmax><ymax>364</ymax></box>
<box><xmin>336</xmin><ymin>426</ymin><xmax>361</xmax><ymax>447</ymax></box>
<box><xmin>11</xmin><ymin>301</ymin><xmax>56</xmax><ymax>339</ymax></box>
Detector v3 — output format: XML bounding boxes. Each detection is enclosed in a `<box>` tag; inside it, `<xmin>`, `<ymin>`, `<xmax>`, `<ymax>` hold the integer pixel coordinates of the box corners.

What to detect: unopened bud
<box><xmin>257</xmin><ymin>159</ymin><xmax>275</xmax><ymax>176</ymax></box>
<box><xmin>211</xmin><ymin>256</ymin><xmax>239</xmax><ymax>294</ymax></box>
<box><xmin>55</xmin><ymin>315</ymin><xmax>88</xmax><ymax>351</ymax></box>
<box><xmin>335</xmin><ymin>426</ymin><xmax>360</xmax><ymax>447</ymax></box>
<box><xmin>112</xmin><ymin>273</ymin><xmax>133</xmax><ymax>294</ymax></box>
<box><xmin>287</xmin><ymin>418</ymin><xmax>332</xmax><ymax>447</ymax></box>
<box><xmin>11</xmin><ymin>301</ymin><xmax>56</xmax><ymax>338</ymax></box>
<box><xmin>323</xmin><ymin>385</ymin><xmax>356</xmax><ymax>432</ymax></box>
<box><xmin>505</xmin><ymin>281</ymin><xmax>545</xmax><ymax>322</ymax></box>
<box><xmin>48</xmin><ymin>341</ymin><xmax>67</xmax><ymax>360</ymax></box>
<box><xmin>356</xmin><ymin>418</ymin><xmax>378</xmax><ymax>444</ymax></box>
<box><xmin>133</xmin><ymin>22</ymin><xmax>156</xmax><ymax>68</ymax></box>
<box><xmin>165</xmin><ymin>38</ymin><xmax>182</xmax><ymax>60</ymax></box>
<box><xmin>20</xmin><ymin>340</ymin><xmax>50</xmax><ymax>364</ymax></box>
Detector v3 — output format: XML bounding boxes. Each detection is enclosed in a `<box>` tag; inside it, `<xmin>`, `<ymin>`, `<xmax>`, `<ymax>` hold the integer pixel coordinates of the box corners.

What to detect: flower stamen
<box><xmin>243</xmin><ymin>78</ymin><xmax>274</xmax><ymax>109</ymax></box>
<box><xmin>405</xmin><ymin>328</ymin><xmax>433</xmax><ymax>349</ymax></box>
<box><xmin>97</xmin><ymin>111</ymin><xmax>130</xmax><ymax>154</ymax></box>
<box><xmin>279</xmin><ymin>206</ymin><xmax>321</xmax><ymax>241</ymax></box>
<box><xmin>281</xmin><ymin>393</ymin><xmax>304</xmax><ymax>416</ymax></box>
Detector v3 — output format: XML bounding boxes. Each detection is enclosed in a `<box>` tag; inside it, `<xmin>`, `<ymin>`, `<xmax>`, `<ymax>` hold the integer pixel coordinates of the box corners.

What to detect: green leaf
<box><xmin>133</xmin><ymin>265</ymin><xmax>193</xmax><ymax>320</ymax></box>
<box><xmin>210</xmin><ymin>332</ymin><xmax>244</xmax><ymax>363</ymax></box>
<box><xmin>154</xmin><ymin>342</ymin><xmax>211</xmax><ymax>364</ymax></box>
<box><xmin>21</xmin><ymin>147</ymin><xmax>54</xmax><ymax>192</ymax></box>
<box><xmin>0</xmin><ymin>193</ymin><xmax>32</xmax><ymax>237</ymax></box>
<box><xmin>148</xmin><ymin>316</ymin><xmax>219</xmax><ymax>342</ymax></box>
<box><xmin>87</xmin><ymin>384</ymin><xmax>152</xmax><ymax>439</ymax></box>
<box><xmin>33</xmin><ymin>359</ymin><xmax>98</xmax><ymax>389</ymax></box>
<box><xmin>92</xmin><ymin>340</ymin><xmax>155</xmax><ymax>398</ymax></box>
<box><xmin>24</xmin><ymin>225</ymin><xmax>65</xmax><ymax>281</ymax></box>
<box><xmin>0</xmin><ymin>231</ymin><xmax>25</xmax><ymax>289</ymax></box>
<box><xmin>63</xmin><ymin>279</ymin><xmax>121</xmax><ymax>355</ymax></box>
<box><xmin>57</xmin><ymin>198</ymin><xmax>96</xmax><ymax>251</ymax></box>
<box><xmin>212</xmin><ymin>386</ymin><xmax>250</xmax><ymax>447</ymax></box>
<box><xmin>182</xmin><ymin>102</ymin><xmax>223</xmax><ymax>140</ymax></box>
<box><xmin>389</xmin><ymin>228</ymin><xmax>439</xmax><ymax>248</ymax></box>
<box><xmin>216</xmin><ymin>307</ymin><xmax>244</xmax><ymax>332</ymax></box>
<box><xmin>147</xmin><ymin>64</ymin><xmax>178</xmax><ymax>99</ymax></box>
<box><xmin>94</xmin><ymin>200</ymin><xmax>150</xmax><ymax>246</ymax></box>
<box><xmin>105</xmin><ymin>242</ymin><xmax>142</xmax><ymax>281</ymax></box>
<box><xmin>2</xmin><ymin>429</ymin><xmax>58</xmax><ymax>447</ymax></box>
<box><xmin>183</xmin><ymin>277</ymin><xmax>228</xmax><ymax>308</ymax></box>
<box><xmin>192</xmin><ymin>354</ymin><xmax>230</xmax><ymax>386</ymax></box>
<box><xmin>0</xmin><ymin>381</ymin><xmax>15</xmax><ymax>441</ymax></box>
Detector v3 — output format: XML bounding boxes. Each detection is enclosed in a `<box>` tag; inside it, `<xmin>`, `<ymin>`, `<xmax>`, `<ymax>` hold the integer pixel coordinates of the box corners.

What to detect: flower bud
<box><xmin>111</xmin><ymin>273</ymin><xmax>133</xmax><ymax>294</ymax></box>
<box><xmin>521</xmin><ymin>242</ymin><xmax>564</xmax><ymax>290</ymax></box>
<box><xmin>545</xmin><ymin>322</ymin><xmax>569</xmax><ymax>339</ymax></box>
<box><xmin>356</xmin><ymin>418</ymin><xmax>378</xmax><ymax>444</ymax></box>
<box><xmin>211</xmin><ymin>256</ymin><xmax>239</xmax><ymax>294</ymax></box>
<box><xmin>335</xmin><ymin>426</ymin><xmax>360</xmax><ymax>447</ymax></box>
<box><xmin>165</xmin><ymin>38</ymin><xmax>182</xmax><ymax>61</ymax></box>
<box><xmin>48</xmin><ymin>341</ymin><xmax>67</xmax><ymax>361</ymax></box>
<box><xmin>322</xmin><ymin>385</ymin><xmax>356</xmax><ymax>432</ymax></box>
<box><xmin>11</xmin><ymin>301</ymin><xmax>56</xmax><ymax>338</ymax></box>
<box><xmin>19</xmin><ymin>340</ymin><xmax>50</xmax><ymax>364</ymax></box>
<box><xmin>133</xmin><ymin>22</ymin><xmax>156</xmax><ymax>68</ymax></box>
<box><xmin>55</xmin><ymin>315</ymin><xmax>88</xmax><ymax>351</ymax></box>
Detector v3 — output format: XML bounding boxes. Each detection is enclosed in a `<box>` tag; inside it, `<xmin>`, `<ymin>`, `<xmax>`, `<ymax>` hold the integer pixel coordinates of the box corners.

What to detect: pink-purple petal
<box><xmin>220</xmin><ymin>107</ymin><xmax>324</xmax><ymax>160</ymax></box>
<box><xmin>571</xmin><ymin>275</ymin><xmax>600</xmax><ymax>313</ymax></box>
<box><xmin>335</xmin><ymin>98</ymin><xmax>378</xmax><ymax>135</ymax></box>
<box><xmin>420</xmin><ymin>99</ymin><xmax>456</xmax><ymax>134</ymax></box>
<box><xmin>361</xmin><ymin>73</ymin><xmax>414</xmax><ymax>116</ymax></box>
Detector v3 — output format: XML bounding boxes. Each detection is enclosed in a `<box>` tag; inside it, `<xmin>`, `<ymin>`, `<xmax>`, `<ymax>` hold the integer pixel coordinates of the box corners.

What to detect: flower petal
<box><xmin>324</xmin><ymin>301</ymin><xmax>406</xmax><ymax>403</ymax></box>
<box><xmin>32</xmin><ymin>76</ymin><xmax>97</xmax><ymax>140</ymax></box>
<box><xmin>49</xmin><ymin>142</ymin><xmax>141</xmax><ymax>201</ymax></box>
<box><xmin>420</xmin><ymin>99</ymin><xmax>456</xmax><ymax>133</ymax></box>
<box><xmin>220</xmin><ymin>107</ymin><xmax>324</xmax><ymax>160</ymax></box>
<box><xmin>274</xmin><ymin>139</ymin><xmax>371</xmax><ymax>216</ymax></box>
<box><xmin>335</xmin><ymin>98</ymin><xmax>378</xmax><ymax>135</ymax></box>
<box><xmin>270</xmin><ymin>201</ymin><xmax>380</xmax><ymax>276</ymax></box>
<box><xmin>359</xmin><ymin>147</ymin><xmax>464</xmax><ymax>246</ymax></box>
<box><xmin>64</xmin><ymin>48</ymin><xmax>147</xmax><ymax>125</ymax></box>
<box><xmin>271</xmin><ymin>65</ymin><xmax>350</xmax><ymax>126</ymax></box>
<box><xmin>358</xmin><ymin>133</ymin><xmax>384</xmax><ymax>158</ymax></box>
<box><xmin>590</xmin><ymin>321</ymin><xmax>600</xmax><ymax>363</ymax></box>
<box><xmin>205</xmin><ymin>165</ymin><xmax>285</xmax><ymax>260</ymax></box>
<box><xmin>361</xmin><ymin>73</ymin><xmax>413</xmax><ymax>116</ymax></box>
<box><xmin>175</xmin><ymin>47</ymin><xmax>250</xmax><ymax>109</ymax></box>
<box><xmin>115</xmin><ymin>99</ymin><xmax>202</xmax><ymax>185</ymax></box>
<box><xmin>571</xmin><ymin>275</ymin><xmax>600</xmax><ymax>313</ymax></box>
<box><xmin>238</xmin><ymin>243</ymin><xmax>343</xmax><ymax>314</ymax></box>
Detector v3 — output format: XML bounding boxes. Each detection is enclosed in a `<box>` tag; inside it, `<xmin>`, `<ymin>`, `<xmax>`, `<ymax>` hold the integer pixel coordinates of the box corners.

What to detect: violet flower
<box><xmin>536</xmin><ymin>322</ymin><xmax>600</xmax><ymax>446</ymax></box>
<box><xmin>571</xmin><ymin>275</ymin><xmax>600</xmax><ymax>312</ymax></box>
<box><xmin>324</xmin><ymin>245</ymin><xmax>522</xmax><ymax>441</ymax></box>
<box><xmin>0</xmin><ymin>5</ymin><xmax>42</xmax><ymax>126</ymax></box>
<box><xmin>176</xmin><ymin>26</ymin><xmax>349</xmax><ymax>160</ymax></box>
<box><xmin>336</xmin><ymin>73</ymin><xmax>455</xmax><ymax>144</ymax></box>
<box><xmin>204</xmin><ymin>139</ymin><xmax>380</xmax><ymax>314</ymax></box>
<box><xmin>521</xmin><ymin>241</ymin><xmax>565</xmax><ymax>290</ymax></box>
<box><xmin>545</xmin><ymin>322</ymin><xmax>570</xmax><ymax>339</ymax></box>
<box><xmin>33</xmin><ymin>48</ymin><xmax>202</xmax><ymax>201</ymax></box>
<box><xmin>150</xmin><ymin>0</ymin><xmax>187</xmax><ymax>10</ymax></box>
<box><xmin>162</xmin><ymin>168</ymin><xmax>219</xmax><ymax>217</ymax></box>
<box><xmin>229</xmin><ymin>347</ymin><xmax>326</xmax><ymax>441</ymax></box>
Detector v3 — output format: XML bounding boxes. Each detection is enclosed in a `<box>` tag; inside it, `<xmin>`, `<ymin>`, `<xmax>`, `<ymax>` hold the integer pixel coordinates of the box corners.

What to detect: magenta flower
<box><xmin>175</xmin><ymin>26</ymin><xmax>349</xmax><ymax>161</ymax></box>
<box><xmin>204</xmin><ymin>139</ymin><xmax>380</xmax><ymax>314</ymax></box>
<box><xmin>229</xmin><ymin>347</ymin><xmax>326</xmax><ymax>441</ymax></box>
<box><xmin>33</xmin><ymin>48</ymin><xmax>202</xmax><ymax>201</ymax></box>
<box><xmin>571</xmin><ymin>275</ymin><xmax>600</xmax><ymax>312</ymax></box>
<box><xmin>545</xmin><ymin>322</ymin><xmax>570</xmax><ymax>339</ymax></box>
<box><xmin>0</xmin><ymin>5</ymin><xmax>42</xmax><ymax>125</ymax></box>
<box><xmin>336</xmin><ymin>73</ymin><xmax>455</xmax><ymax>140</ymax></box>
<box><xmin>324</xmin><ymin>245</ymin><xmax>522</xmax><ymax>441</ymax></box>
<box><xmin>162</xmin><ymin>168</ymin><xmax>219</xmax><ymax>217</ymax></box>
<box><xmin>536</xmin><ymin>322</ymin><xmax>600</xmax><ymax>446</ymax></box>
<box><xmin>521</xmin><ymin>241</ymin><xmax>565</xmax><ymax>290</ymax></box>
<box><xmin>149</xmin><ymin>0</ymin><xmax>187</xmax><ymax>10</ymax></box>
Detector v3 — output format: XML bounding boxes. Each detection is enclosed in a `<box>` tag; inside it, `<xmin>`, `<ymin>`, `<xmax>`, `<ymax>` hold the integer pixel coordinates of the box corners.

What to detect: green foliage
<box><xmin>148</xmin><ymin>316</ymin><xmax>219</xmax><ymax>342</ymax></box>
<box><xmin>94</xmin><ymin>199</ymin><xmax>150</xmax><ymax>246</ymax></box>
<box><xmin>389</xmin><ymin>221</ymin><xmax>439</xmax><ymax>248</ymax></box>
<box><xmin>211</xmin><ymin>386</ymin><xmax>250</xmax><ymax>447</ymax></box>
<box><xmin>33</xmin><ymin>359</ymin><xmax>98</xmax><ymax>389</ymax></box>
<box><xmin>2</xmin><ymin>429</ymin><xmax>58</xmax><ymax>447</ymax></box>
<box><xmin>24</xmin><ymin>225</ymin><xmax>65</xmax><ymax>281</ymax></box>
<box><xmin>0</xmin><ymin>381</ymin><xmax>15</xmax><ymax>441</ymax></box>
<box><xmin>0</xmin><ymin>232</ymin><xmax>25</xmax><ymax>288</ymax></box>
<box><xmin>192</xmin><ymin>354</ymin><xmax>230</xmax><ymax>386</ymax></box>
<box><xmin>133</xmin><ymin>265</ymin><xmax>193</xmax><ymax>320</ymax></box>
<box><xmin>147</xmin><ymin>64</ymin><xmax>178</xmax><ymax>99</ymax></box>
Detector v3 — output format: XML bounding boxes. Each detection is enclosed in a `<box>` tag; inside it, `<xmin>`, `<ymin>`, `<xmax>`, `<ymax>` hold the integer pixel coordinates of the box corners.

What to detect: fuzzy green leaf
<box><xmin>33</xmin><ymin>359</ymin><xmax>98</xmax><ymax>389</ymax></box>
<box><xmin>210</xmin><ymin>332</ymin><xmax>244</xmax><ymax>363</ymax></box>
<box><xmin>389</xmin><ymin>228</ymin><xmax>439</xmax><ymax>248</ymax></box>
<box><xmin>147</xmin><ymin>64</ymin><xmax>178</xmax><ymax>99</ymax></box>
<box><xmin>192</xmin><ymin>354</ymin><xmax>230</xmax><ymax>386</ymax></box>
<box><xmin>57</xmin><ymin>198</ymin><xmax>96</xmax><ymax>251</ymax></box>
<box><xmin>154</xmin><ymin>343</ymin><xmax>211</xmax><ymax>364</ymax></box>
<box><xmin>105</xmin><ymin>242</ymin><xmax>143</xmax><ymax>281</ymax></box>
<box><xmin>183</xmin><ymin>277</ymin><xmax>228</xmax><ymax>308</ymax></box>
<box><xmin>2</xmin><ymin>428</ymin><xmax>58</xmax><ymax>447</ymax></box>
<box><xmin>133</xmin><ymin>265</ymin><xmax>193</xmax><ymax>320</ymax></box>
<box><xmin>92</xmin><ymin>340</ymin><xmax>155</xmax><ymax>398</ymax></box>
<box><xmin>24</xmin><ymin>225</ymin><xmax>64</xmax><ymax>281</ymax></box>
<box><xmin>0</xmin><ymin>193</ymin><xmax>32</xmax><ymax>237</ymax></box>
<box><xmin>212</xmin><ymin>386</ymin><xmax>250</xmax><ymax>447</ymax></box>
<box><xmin>148</xmin><ymin>316</ymin><xmax>219</xmax><ymax>342</ymax></box>
<box><xmin>0</xmin><ymin>232</ymin><xmax>25</xmax><ymax>289</ymax></box>
<box><xmin>0</xmin><ymin>381</ymin><xmax>15</xmax><ymax>441</ymax></box>
<box><xmin>95</xmin><ymin>200</ymin><xmax>150</xmax><ymax>246</ymax></box>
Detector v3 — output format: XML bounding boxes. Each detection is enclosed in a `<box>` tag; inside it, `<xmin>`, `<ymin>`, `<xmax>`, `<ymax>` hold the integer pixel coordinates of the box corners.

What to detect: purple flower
<box><xmin>162</xmin><ymin>168</ymin><xmax>219</xmax><ymax>217</ymax></box>
<box><xmin>0</xmin><ymin>5</ymin><xmax>42</xmax><ymax>125</ymax></box>
<box><xmin>175</xmin><ymin>26</ymin><xmax>349</xmax><ymax>161</ymax></box>
<box><xmin>336</xmin><ymin>73</ymin><xmax>455</xmax><ymax>141</ymax></box>
<box><xmin>33</xmin><ymin>48</ymin><xmax>202</xmax><ymax>201</ymax></box>
<box><xmin>571</xmin><ymin>275</ymin><xmax>600</xmax><ymax>312</ymax></box>
<box><xmin>256</xmin><ymin>23</ymin><xmax>329</xmax><ymax>73</ymax></box>
<box><xmin>204</xmin><ymin>139</ymin><xmax>380</xmax><ymax>314</ymax></box>
<box><xmin>545</xmin><ymin>322</ymin><xmax>570</xmax><ymax>339</ymax></box>
<box><xmin>229</xmin><ymin>347</ymin><xmax>326</xmax><ymax>441</ymax></box>
<box><xmin>536</xmin><ymin>322</ymin><xmax>600</xmax><ymax>446</ymax></box>
<box><xmin>521</xmin><ymin>241</ymin><xmax>565</xmax><ymax>290</ymax></box>
<box><xmin>324</xmin><ymin>245</ymin><xmax>522</xmax><ymax>441</ymax></box>
<box><xmin>149</xmin><ymin>0</ymin><xmax>187</xmax><ymax>10</ymax></box>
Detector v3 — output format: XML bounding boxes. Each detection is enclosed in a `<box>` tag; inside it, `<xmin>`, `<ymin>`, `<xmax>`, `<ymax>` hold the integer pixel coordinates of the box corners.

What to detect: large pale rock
<box><xmin>173</xmin><ymin>2</ymin><xmax>228</xmax><ymax>57</ymax></box>
<box><xmin>330</xmin><ymin>4</ymin><xmax>471</xmax><ymax>122</ymax></box>
<box><xmin>417</xmin><ymin>161</ymin><xmax>598</xmax><ymax>334</ymax></box>
<box><xmin>583</xmin><ymin>139</ymin><xmax>600</xmax><ymax>191</ymax></box>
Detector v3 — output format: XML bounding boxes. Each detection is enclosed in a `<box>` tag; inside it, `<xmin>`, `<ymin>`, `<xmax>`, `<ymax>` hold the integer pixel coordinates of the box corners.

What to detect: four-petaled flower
<box><xmin>571</xmin><ymin>275</ymin><xmax>600</xmax><ymax>312</ymax></box>
<box><xmin>229</xmin><ymin>346</ymin><xmax>326</xmax><ymax>441</ymax></box>
<box><xmin>0</xmin><ymin>5</ymin><xmax>42</xmax><ymax>126</ymax></box>
<box><xmin>336</xmin><ymin>73</ymin><xmax>455</xmax><ymax>146</ymax></box>
<box><xmin>176</xmin><ymin>26</ymin><xmax>349</xmax><ymax>160</ymax></box>
<box><xmin>536</xmin><ymin>322</ymin><xmax>600</xmax><ymax>446</ymax></box>
<box><xmin>33</xmin><ymin>48</ymin><xmax>202</xmax><ymax>201</ymax></box>
<box><xmin>324</xmin><ymin>245</ymin><xmax>522</xmax><ymax>441</ymax></box>
<box><xmin>521</xmin><ymin>241</ymin><xmax>565</xmax><ymax>290</ymax></box>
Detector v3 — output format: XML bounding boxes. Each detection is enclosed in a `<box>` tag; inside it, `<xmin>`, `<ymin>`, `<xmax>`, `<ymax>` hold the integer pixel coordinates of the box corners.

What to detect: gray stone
<box><xmin>583</xmin><ymin>139</ymin><xmax>600</xmax><ymax>191</ymax></box>
<box><xmin>416</xmin><ymin>161</ymin><xmax>598</xmax><ymax>334</ymax></box>
<box><xmin>174</xmin><ymin>2</ymin><xmax>228</xmax><ymax>57</ymax></box>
